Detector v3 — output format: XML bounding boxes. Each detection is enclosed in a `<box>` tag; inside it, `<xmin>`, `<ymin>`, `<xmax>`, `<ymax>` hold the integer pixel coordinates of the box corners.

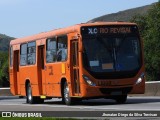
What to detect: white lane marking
<box><xmin>1</xmin><ymin>97</ymin><xmax>160</xmax><ymax>111</ymax></box>
<box><xmin>1</xmin><ymin>103</ymin><xmax>160</xmax><ymax>111</ymax></box>
<box><xmin>80</xmin><ymin>106</ymin><xmax>160</xmax><ymax>111</ymax></box>
<box><xmin>0</xmin><ymin>103</ymin><xmax>86</xmax><ymax>110</ymax></box>
<box><xmin>146</xmin><ymin>81</ymin><xmax>160</xmax><ymax>84</ymax></box>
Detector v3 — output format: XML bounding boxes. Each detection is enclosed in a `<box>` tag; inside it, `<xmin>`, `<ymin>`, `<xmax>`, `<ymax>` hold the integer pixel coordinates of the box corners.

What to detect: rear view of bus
<box><xmin>77</xmin><ymin>23</ymin><xmax>145</xmax><ymax>104</ymax></box>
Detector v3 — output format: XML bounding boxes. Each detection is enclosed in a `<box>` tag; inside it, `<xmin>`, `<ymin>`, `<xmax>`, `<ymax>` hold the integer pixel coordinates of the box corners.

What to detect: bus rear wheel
<box><xmin>115</xmin><ymin>95</ymin><xmax>127</xmax><ymax>104</ymax></box>
<box><xmin>26</xmin><ymin>83</ymin><xmax>44</xmax><ymax>104</ymax></box>
<box><xmin>63</xmin><ymin>82</ymin><xmax>74</xmax><ymax>105</ymax></box>
<box><xmin>26</xmin><ymin>83</ymin><xmax>35</xmax><ymax>104</ymax></box>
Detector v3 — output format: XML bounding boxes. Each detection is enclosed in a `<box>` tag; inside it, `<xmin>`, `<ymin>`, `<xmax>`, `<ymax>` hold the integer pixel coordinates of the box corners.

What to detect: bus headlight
<box><xmin>136</xmin><ymin>73</ymin><xmax>145</xmax><ymax>85</ymax></box>
<box><xmin>136</xmin><ymin>77</ymin><xmax>142</xmax><ymax>85</ymax></box>
<box><xmin>83</xmin><ymin>75</ymin><xmax>96</xmax><ymax>86</ymax></box>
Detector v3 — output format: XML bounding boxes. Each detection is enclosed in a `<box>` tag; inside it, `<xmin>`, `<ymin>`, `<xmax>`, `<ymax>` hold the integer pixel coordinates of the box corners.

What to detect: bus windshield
<box><xmin>82</xmin><ymin>35</ymin><xmax>141</xmax><ymax>79</ymax></box>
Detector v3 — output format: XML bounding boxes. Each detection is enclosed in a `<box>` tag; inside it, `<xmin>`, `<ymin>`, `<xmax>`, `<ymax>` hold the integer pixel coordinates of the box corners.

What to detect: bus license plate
<box><xmin>111</xmin><ymin>91</ymin><xmax>122</xmax><ymax>95</ymax></box>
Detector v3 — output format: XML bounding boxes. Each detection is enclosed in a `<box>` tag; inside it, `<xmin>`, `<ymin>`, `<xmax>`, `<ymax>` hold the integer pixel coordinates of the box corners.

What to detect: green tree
<box><xmin>0</xmin><ymin>52</ymin><xmax>9</xmax><ymax>87</ymax></box>
<box><xmin>144</xmin><ymin>3</ymin><xmax>160</xmax><ymax>81</ymax></box>
<box><xmin>131</xmin><ymin>2</ymin><xmax>160</xmax><ymax>81</ymax></box>
<box><xmin>131</xmin><ymin>14</ymin><xmax>147</xmax><ymax>36</ymax></box>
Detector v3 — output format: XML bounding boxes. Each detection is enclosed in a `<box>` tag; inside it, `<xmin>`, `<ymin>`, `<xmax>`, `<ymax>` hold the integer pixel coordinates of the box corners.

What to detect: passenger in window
<box><xmin>57</xmin><ymin>43</ymin><xmax>67</xmax><ymax>61</ymax></box>
<box><xmin>61</xmin><ymin>48</ymin><xmax>67</xmax><ymax>61</ymax></box>
<box><xmin>57</xmin><ymin>50</ymin><xmax>62</xmax><ymax>61</ymax></box>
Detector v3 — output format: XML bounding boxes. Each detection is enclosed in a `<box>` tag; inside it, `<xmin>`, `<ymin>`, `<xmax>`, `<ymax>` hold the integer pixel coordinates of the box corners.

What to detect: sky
<box><xmin>0</xmin><ymin>0</ymin><xmax>158</xmax><ymax>38</ymax></box>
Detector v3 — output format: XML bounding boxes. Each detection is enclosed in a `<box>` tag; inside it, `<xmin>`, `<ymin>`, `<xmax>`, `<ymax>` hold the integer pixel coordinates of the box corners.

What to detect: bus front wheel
<box><xmin>63</xmin><ymin>82</ymin><xmax>74</xmax><ymax>105</ymax></box>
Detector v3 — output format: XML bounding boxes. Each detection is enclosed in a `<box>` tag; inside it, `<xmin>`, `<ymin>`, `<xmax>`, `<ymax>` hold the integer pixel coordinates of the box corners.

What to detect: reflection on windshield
<box><xmin>83</xmin><ymin>36</ymin><xmax>141</xmax><ymax>73</ymax></box>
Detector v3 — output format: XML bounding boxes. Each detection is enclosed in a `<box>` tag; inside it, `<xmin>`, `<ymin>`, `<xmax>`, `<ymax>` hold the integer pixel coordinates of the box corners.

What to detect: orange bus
<box><xmin>9</xmin><ymin>22</ymin><xmax>145</xmax><ymax>105</ymax></box>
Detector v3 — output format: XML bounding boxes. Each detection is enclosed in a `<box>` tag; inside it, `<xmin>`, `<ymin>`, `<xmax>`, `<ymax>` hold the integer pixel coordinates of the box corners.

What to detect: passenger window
<box><xmin>57</xmin><ymin>36</ymin><xmax>68</xmax><ymax>61</ymax></box>
<box><xmin>27</xmin><ymin>42</ymin><xmax>36</xmax><ymax>65</ymax></box>
<box><xmin>20</xmin><ymin>43</ymin><xmax>27</xmax><ymax>66</ymax></box>
<box><xmin>46</xmin><ymin>38</ymin><xmax>57</xmax><ymax>63</ymax></box>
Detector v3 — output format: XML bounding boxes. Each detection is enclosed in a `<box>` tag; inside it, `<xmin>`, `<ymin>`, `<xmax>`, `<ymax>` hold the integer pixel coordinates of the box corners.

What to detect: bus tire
<box><xmin>115</xmin><ymin>95</ymin><xmax>127</xmax><ymax>104</ymax></box>
<box><xmin>26</xmin><ymin>83</ymin><xmax>37</xmax><ymax>104</ymax></box>
<box><xmin>63</xmin><ymin>82</ymin><xmax>74</xmax><ymax>105</ymax></box>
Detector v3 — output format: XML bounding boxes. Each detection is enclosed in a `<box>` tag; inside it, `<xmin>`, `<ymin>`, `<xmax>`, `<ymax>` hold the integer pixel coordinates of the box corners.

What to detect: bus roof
<box><xmin>10</xmin><ymin>22</ymin><xmax>137</xmax><ymax>45</ymax></box>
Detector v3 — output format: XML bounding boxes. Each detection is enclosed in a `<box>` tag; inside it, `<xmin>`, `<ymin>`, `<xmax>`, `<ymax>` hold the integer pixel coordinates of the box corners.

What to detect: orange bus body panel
<box><xmin>9</xmin><ymin>22</ymin><xmax>145</xmax><ymax>99</ymax></box>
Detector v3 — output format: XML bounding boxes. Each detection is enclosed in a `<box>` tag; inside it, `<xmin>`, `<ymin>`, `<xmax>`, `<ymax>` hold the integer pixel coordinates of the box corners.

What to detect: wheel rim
<box><xmin>64</xmin><ymin>84</ymin><xmax>69</xmax><ymax>102</ymax></box>
<box><xmin>28</xmin><ymin>85</ymin><xmax>32</xmax><ymax>101</ymax></box>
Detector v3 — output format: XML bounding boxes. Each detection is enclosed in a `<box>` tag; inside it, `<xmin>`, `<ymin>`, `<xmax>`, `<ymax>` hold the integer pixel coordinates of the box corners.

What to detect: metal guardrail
<box><xmin>0</xmin><ymin>88</ymin><xmax>10</xmax><ymax>90</ymax></box>
<box><xmin>0</xmin><ymin>81</ymin><xmax>160</xmax><ymax>96</ymax></box>
<box><xmin>0</xmin><ymin>87</ymin><xmax>12</xmax><ymax>96</ymax></box>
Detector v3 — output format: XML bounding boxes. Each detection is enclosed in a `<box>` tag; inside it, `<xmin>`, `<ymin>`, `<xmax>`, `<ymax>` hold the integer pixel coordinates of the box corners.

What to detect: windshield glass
<box><xmin>83</xmin><ymin>35</ymin><xmax>141</xmax><ymax>72</ymax></box>
<box><xmin>81</xmin><ymin>25</ymin><xmax>142</xmax><ymax>79</ymax></box>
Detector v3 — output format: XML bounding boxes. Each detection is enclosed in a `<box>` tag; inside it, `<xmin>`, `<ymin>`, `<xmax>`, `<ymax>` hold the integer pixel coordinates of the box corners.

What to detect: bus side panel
<box><xmin>19</xmin><ymin>66</ymin><xmax>40</xmax><ymax>96</ymax></box>
<box><xmin>29</xmin><ymin>66</ymin><xmax>40</xmax><ymax>96</ymax></box>
<box><xmin>20</xmin><ymin>84</ymin><xmax>25</xmax><ymax>96</ymax></box>
<box><xmin>46</xmin><ymin>84</ymin><xmax>54</xmax><ymax>96</ymax></box>
<box><xmin>45</xmin><ymin>63</ymin><xmax>62</xmax><ymax>97</ymax></box>
<box><xmin>19</xmin><ymin>67</ymin><xmax>28</xmax><ymax>96</ymax></box>
<box><xmin>17</xmin><ymin>71</ymin><xmax>20</xmax><ymax>94</ymax></box>
<box><xmin>9</xmin><ymin>68</ymin><xmax>16</xmax><ymax>95</ymax></box>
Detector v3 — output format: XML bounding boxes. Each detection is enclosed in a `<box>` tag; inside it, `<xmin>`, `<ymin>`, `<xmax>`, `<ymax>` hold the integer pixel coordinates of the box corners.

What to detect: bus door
<box><xmin>71</xmin><ymin>40</ymin><xmax>80</xmax><ymax>95</ymax></box>
<box><xmin>37</xmin><ymin>45</ymin><xmax>46</xmax><ymax>95</ymax></box>
<box><xmin>13</xmin><ymin>50</ymin><xmax>20</xmax><ymax>95</ymax></box>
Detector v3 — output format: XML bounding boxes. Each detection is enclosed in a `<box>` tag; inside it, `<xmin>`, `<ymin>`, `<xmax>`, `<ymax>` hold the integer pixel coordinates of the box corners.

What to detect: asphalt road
<box><xmin>0</xmin><ymin>96</ymin><xmax>160</xmax><ymax>111</ymax></box>
<box><xmin>0</xmin><ymin>96</ymin><xmax>160</xmax><ymax>119</ymax></box>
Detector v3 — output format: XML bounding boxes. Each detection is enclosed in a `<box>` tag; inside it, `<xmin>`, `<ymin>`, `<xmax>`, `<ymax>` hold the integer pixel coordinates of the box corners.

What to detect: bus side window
<box><xmin>27</xmin><ymin>42</ymin><xmax>36</xmax><ymax>65</ymax></box>
<box><xmin>46</xmin><ymin>38</ymin><xmax>57</xmax><ymax>63</ymax></box>
<box><xmin>20</xmin><ymin>43</ymin><xmax>27</xmax><ymax>66</ymax></box>
<box><xmin>57</xmin><ymin>35</ymin><xmax>68</xmax><ymax>61</ymax></box>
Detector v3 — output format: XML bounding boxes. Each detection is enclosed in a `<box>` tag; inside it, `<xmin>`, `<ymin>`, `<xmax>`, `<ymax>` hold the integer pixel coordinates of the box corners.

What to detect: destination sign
<box><xmin>81</xmin><ymin>25</ymin><xmax>138</xmax><ymax>35</ymax></box>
